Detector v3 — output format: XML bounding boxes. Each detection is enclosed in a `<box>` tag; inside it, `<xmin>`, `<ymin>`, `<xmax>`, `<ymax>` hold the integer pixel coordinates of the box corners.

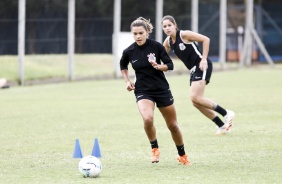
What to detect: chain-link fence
<box><xmin>0</xmin><ymin>0</ymin><xmax>281</xmax><ymax>83</ymax></box>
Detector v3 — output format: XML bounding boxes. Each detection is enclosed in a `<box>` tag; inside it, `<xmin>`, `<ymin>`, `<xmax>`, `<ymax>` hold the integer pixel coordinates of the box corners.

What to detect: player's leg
<box><xmin>137</xmin><ymin>99</ymin><xmax>156</xmax><ymax>141</ymax></box>
<box><xmin>190</xmin><ymin>80</ymin><xmax>226</xmax><ymax>132</ymax></box>
<box><xmin>158</xmin><ymin>105</ymin><xmax>191</xmax><ymax>165</ymax></box>
<box><xmin>192</xmin><ymin>100</ymin><xmax>216</xmax><ymax>119</ymax></box>
<box><xmin>190</xmin><ymin>80</ymin><xmax>217</xmax><ymax>114</ymax></box>
<box><xmin>190</xmin><ymin>62</ymin><xmax>221</xmax><ymax>112</ymax></box>
<box><xmin>190</xmin><ymin>80</ymin><xmax>235</xmax><ymax>134</ymax></box>
<box><xmin>158</xmin><ymin>104</ymin><xmax>182</xmax><ymax>145</ymax></box>
<box><xmin>137</xmin><ymin>99</ymin><xmax>160</xmax><ymax>162</ymax></box>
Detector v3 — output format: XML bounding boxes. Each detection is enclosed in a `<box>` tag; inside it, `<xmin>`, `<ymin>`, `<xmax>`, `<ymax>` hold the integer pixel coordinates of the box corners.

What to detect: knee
<box><xmin>190</xmin><ymin>94</ymin><xmax>201</xmax><ymax>105</ymax></box>
<box><xmin>167</xmin><ymin>122</ymin><xmax>179</xmax><ymax>133</ymax></box>
<box><xmin>143</xmin><ymin>115</ymin><xmax>154</xmax><ymax>128</ymax></box>
<box><xmin>192</xmin><ymin>101</ymin><xmax>200</xmax><ymax>108</ymax></box>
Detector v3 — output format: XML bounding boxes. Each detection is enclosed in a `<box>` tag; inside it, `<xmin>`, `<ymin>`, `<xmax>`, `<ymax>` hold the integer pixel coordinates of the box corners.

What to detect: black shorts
<box><xmin>189</xmin><ymin>61</ymin><xmax>213</xmax><ymax>86</ymax></box>
<box><xmin>135</xmin><ymin>89</ymin><xmax>174</xmax><ymax>108</ymax></box>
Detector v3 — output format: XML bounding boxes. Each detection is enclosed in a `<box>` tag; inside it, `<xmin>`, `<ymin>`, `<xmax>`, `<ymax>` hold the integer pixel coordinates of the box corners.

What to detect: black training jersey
<box><xmin>120</xmin><ymin>39</ymin><xmax>173</xmax><ymax>94</ymax></box>
<box><xmin>169</xmin><ymin>30</ymin><xmax>211</xmax><ymax>70</ymax></box>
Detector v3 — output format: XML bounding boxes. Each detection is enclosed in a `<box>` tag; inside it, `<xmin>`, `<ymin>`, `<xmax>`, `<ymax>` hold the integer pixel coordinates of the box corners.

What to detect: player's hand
<box><xmin>149</xmin><ymin>60</ymin><xmax>159</xmax><ymax>69</ymax></box>
<box><xmin>148</xmin><ymin>53</ymin><xmax>159</xmax><ymax>69</ymax></box>
<box><xmin>199</xmin><ymin>59</ymin><xmax>208</xmax><ymax>71</ymax></box>
<box><xmin>126</xmin><ymin>81</ymin><xmax>135</xmax><ymax>91</ymax></box>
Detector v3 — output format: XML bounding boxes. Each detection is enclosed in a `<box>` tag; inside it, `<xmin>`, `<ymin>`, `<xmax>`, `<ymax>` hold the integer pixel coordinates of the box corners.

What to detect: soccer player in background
<box><xmin>161</xmin><ymin>15</ymin><xmax>235</xmax><ymax>135</ymax></box>
<box><xmin>120</xmin><ymin>17</ymin><xmax>191</xmax><ymax>165</ymax></box>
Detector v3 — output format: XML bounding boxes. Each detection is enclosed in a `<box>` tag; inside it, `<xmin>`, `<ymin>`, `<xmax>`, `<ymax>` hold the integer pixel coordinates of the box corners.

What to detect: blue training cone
<box><xmin>91</xmin><ymin>138</ymin><xmax>101</xmax><ymax>158</ymax></box>
<box><xmin>73</xmin><ymin>139</ymin><xmax>83</xmax><ymax>158</ymax></box>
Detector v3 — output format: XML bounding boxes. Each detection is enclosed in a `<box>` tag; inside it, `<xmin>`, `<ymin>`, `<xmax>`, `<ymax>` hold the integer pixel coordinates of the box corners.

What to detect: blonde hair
<box><xmin>130</xmin><ymin>17</ymin><xmax>154</xmax><ymax>34</ymax></box>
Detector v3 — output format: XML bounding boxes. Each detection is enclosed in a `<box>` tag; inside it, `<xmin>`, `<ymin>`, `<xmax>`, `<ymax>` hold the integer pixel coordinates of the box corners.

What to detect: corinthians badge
<box><xmin>147</xmin><ymin>53</ymin><xmax>156</xmax><ymax>62</ymax></box>
<box><xmin>179</xmin><ymin>43</ymin><xmax>186</xmax><ymax>51</ymax></box>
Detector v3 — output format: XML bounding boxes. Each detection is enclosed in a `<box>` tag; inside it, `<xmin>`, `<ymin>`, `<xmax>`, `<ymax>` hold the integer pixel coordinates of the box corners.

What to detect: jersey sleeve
<box><xmin>120</xmin><ymin>50</ymin><xmax>129</xmax><ymax>70</ymax></box>
<box><xmin>158</xmin><ymin>43</ymin><xmax>174</xmax><ymax>71</ymax></box>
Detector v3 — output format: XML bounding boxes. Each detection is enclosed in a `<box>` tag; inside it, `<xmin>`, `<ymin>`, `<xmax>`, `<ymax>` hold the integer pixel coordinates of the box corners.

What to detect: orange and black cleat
<box><xmin>151</xmin><ymin>148</ymin><xmax>160</xmax><ymax>163</ymax></box>
<box><xmin>177</xmin><ymin>154</ymin><xmax>191</xmax><ymax>165</ymax></box>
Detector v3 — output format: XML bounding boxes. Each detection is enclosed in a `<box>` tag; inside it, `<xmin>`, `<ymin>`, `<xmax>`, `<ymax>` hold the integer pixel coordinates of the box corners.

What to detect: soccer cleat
<box><xmin>224</xmin><ymin>110</ymin><xmax>235</xmax><ymax>132</ymax></box>
<box><xmin>215</xmin><ymin>125</ymin><xmax>229</xmax><ymax>135</ymax></box>
<box><xmin>216</xmin><ymin>110</ymin><xmax>235</xmax><ymax>135</ymax></box>
<box><xmin>151</xmin><ymin>148</ymin><xmax>160</xmax><ymax>163</ymax></box>
<box><xmin>177</xmin><ymin>154</ymin><xmax>191</xmax><ymax>165</ymax></box>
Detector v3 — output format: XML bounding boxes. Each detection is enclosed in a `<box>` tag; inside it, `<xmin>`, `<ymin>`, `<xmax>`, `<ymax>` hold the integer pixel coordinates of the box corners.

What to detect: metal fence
<box><xmin>0</xmin><ymin>0</ymin><xmax>281</xmax><ymax>61</ymax></box>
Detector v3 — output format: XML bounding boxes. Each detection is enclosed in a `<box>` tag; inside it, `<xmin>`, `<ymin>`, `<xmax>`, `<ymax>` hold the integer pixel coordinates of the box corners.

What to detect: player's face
<box><xmin>162</xmin><ymin>20</ymin><xmax>176</xmax><ymax>36</ymax></box>
<box><xmin>132</xmin><ymin>26</ymin><xmax>148</xmax><ymax>46</ymax></box>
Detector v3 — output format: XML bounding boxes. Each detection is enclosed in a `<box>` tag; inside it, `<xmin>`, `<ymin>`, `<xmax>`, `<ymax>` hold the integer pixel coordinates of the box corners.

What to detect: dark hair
<box><xmin>162</xmin><ymin>15</ymin><xmax>178</xmax><ymax>30</ymax></box>
<box><xmin>130</xmin><ymin>17</ymin><xmax>154</xmax><ymax>34</ymax></box>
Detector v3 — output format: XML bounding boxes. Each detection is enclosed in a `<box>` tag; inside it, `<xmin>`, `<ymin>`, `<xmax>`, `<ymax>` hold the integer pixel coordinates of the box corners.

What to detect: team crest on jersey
<box><xmin>179</xmin><ymin>43</ymin><xmax>186</xmax><ymax>51</ymax></box>
<box><xmin>147</xmin><ymin>53</ymin><xmax>156</xmax><ymax>62</ymax></box>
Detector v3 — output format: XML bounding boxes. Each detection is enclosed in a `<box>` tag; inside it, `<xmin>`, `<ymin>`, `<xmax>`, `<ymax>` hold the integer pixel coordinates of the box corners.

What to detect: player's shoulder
<box><xmin>146</xmin><ymin>39</ymin><xmax>160</xmax><ymax>45</ymax></box>
<box><xmin>179</xmin><ymin>30</ymin><xmax>194</xmax><ymax>38</ymax></box>
<box><xmin>163</xmin><ymin>36</ymin><xmax>170</xmax><ymax>45</ymax></box>
<box><xmin>147</xmin><ymin>39</ymin><xmax>164</xmax><ymax>49</ymax></box>
<box><xmin>123</xmin><ymin>42</ymin><xmax>135</xmax><ymax>53</ymax></box>
<box><xmin>179</xmin><ymin>29</ymin><xmax>191</xmax><ymax>36</ymax></box>
<box><xmin>164</xmin><ymin>36</ymin><xmax>170</xmax><ymax>42</ymax></box>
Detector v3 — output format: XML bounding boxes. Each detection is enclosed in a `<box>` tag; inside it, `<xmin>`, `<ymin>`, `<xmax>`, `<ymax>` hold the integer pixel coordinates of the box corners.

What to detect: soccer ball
<box><xmin>78</xmin><ymin>155</ymin><xmax>102</xmax><ymax>178</ymax></box>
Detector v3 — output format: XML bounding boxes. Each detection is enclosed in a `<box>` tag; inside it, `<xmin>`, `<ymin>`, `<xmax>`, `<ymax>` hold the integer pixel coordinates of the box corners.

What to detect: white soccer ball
<box><xmin>78</xmin><ymin>155</ymin><xmax>102</xmax><ymax>178</ymax></box>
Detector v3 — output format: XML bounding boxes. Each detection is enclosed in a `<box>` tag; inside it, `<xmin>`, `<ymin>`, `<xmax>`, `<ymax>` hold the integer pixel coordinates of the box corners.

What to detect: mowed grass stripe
<box><xmin>0</xmin><ymin>66</ymin><xmax>281</xmax><ymax>183</ymax></box>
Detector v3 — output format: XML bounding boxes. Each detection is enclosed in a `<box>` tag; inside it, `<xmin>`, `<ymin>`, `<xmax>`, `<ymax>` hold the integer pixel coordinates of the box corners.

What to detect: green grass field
<box><xmin>0</xmin><ymin>54</ymin><xmax>237</xmax><ymax>84</ymax></box>
<box><xmin>0</xmin><ymin>54</ymin><xmax>116</xmax><ymax>82</ymax></box>
<box><xmin>0</xmin><ymin>64</ymin><xmax>282</xmax><ymax>183</ymax></box>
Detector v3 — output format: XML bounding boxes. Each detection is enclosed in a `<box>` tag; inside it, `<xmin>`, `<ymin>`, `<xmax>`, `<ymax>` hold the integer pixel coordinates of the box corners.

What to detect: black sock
<box><xmin>214</xmin><ymin>105</ymin><xmax>227</xmax><ymax>117</ymax></box>
<box><xmin>212</xmin><ymin>116</ymin><xmax>225</xmax><ymax>127</ymax></box>
<box><xmin>150</xmin><ymin>139</ymin><xmax>159</xmax><ymax>149</ymax></box>
<box><xmin>176</xmin><ymin>144</ymin><xmax>185</xmax><ymax>156</ymax></box>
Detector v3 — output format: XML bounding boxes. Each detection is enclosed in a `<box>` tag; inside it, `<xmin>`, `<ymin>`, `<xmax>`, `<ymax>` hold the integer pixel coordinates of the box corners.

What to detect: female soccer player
<box><xmin>120</xmin><ymin>17</ymin><xmax>190</xmax><ymax>165</ymax></box>
<box><xmin>161</xmin><ymin>15</ymin><xmax>235</xmax><ymax>135</ymax></box>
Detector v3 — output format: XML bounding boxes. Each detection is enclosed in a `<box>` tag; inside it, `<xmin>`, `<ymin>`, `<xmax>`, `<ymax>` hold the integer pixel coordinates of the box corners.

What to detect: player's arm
<box><xmin>163</xmin><ymin>37</ymin><xmax>171</xmax><ymax>53</ymax></box>
<box><xmin>149</xmin><ymin>62</ymin><xmax>169</xmax><ymax>71</ymax></box>
<box><xmin>120</xmin><ymin>69</ymin><xmax>135</xmax><ymax>91</ymax></box>
<box><xmin>181</xmin><ymin>30</ymin><xmax>210</xmax><ymax>71</ymax></box>
<box><xmin>120</xmin><ymin>51</ymin><xmax>135</xmax><ymax>91</ymax></box>
<box><xmin>150</xmin><ymin>43</ymin><xmax>173</xmax><ymax>72</ymax></box>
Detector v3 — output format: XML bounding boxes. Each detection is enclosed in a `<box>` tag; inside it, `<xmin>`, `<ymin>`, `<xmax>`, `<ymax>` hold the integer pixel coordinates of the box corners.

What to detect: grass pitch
<box><xmin>0</xmin><ymin>65</ymin><xmax>281</xmax><ymax>184</ymax></box>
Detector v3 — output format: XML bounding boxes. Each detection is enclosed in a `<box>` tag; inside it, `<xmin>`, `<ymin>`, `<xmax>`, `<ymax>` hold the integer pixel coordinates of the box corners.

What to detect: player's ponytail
<box><xmin>130</xmin><ymin>17</ymin><xmax>154</xmax><ymax>34</ymax></box>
